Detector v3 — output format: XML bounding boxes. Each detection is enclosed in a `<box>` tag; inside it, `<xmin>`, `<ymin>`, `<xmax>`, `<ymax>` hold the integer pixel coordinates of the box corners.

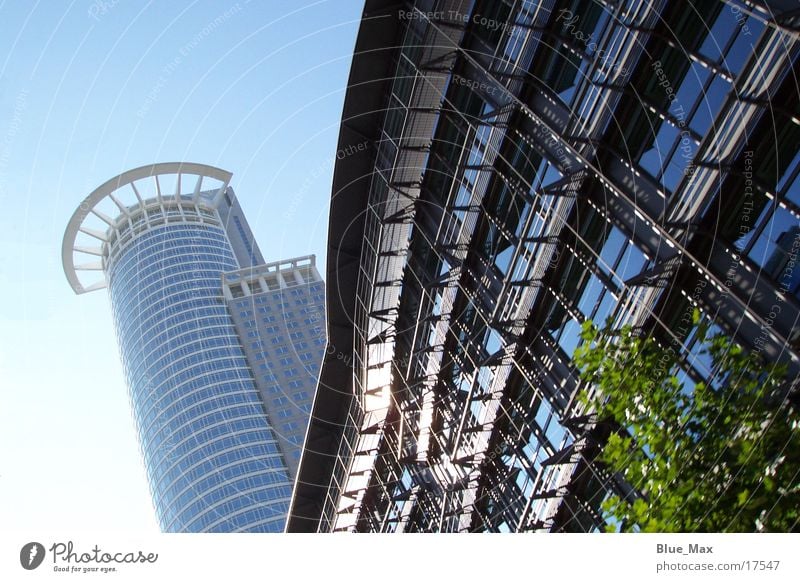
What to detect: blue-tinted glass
<box><xmin>749</xmin><ymin>207</ymin><xmax>797</xmax><ymax>271</ymax></box>
<box><xmin>689</xmin><ymin>75</ymin><xmax>730</xmax><ymax>136</ymax></box>
<box><xmin>699</xmin><ymin>9</ymin><xmax>737</xmax><ymax>63</ymax></box>
<box><xmin>108</xmin><ymin>224</ymin><xmax>292</xmax><ymax>532</ymax></box>
<box><xmin>724</xmin><ymin>17</ymin><xmax>763</xmax><ymax>76</ymax></box>
<box><xmin>639</xmin><ymin>122</ymin><xmax>679</xmax><ymax>180</ymax></box>
<box><xmin>557</xmin><ymin>318</ymin><xmax>582</xmax><ymax>356</ymax></box>
<box><xmin>578</xmin><ymin>275</ymin><xmax>604</xmax><ymax>318</ymax></box>
<box><xmin>598</xmin><ymin>227</ymin><xmax>625</xmax><ymax>274</ymax></box>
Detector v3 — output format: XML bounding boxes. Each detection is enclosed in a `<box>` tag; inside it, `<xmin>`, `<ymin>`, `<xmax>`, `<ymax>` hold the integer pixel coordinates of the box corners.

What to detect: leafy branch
<box><xmin>573</xmin><ymin>313</ymin><xmax>799</xmax><ymax>532</ymax></box>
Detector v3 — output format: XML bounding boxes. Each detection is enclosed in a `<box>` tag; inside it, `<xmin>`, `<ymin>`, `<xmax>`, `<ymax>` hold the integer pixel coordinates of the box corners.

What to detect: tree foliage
<box><xmin>573</xmin><ymin>313</ymin><xmax>800</xmax><ymax>532</ymax></box>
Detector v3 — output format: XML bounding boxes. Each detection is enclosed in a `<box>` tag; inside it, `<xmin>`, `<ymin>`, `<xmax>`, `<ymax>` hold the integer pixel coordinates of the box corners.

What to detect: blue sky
<box><xmin>0</xmin><ymin>0</ymin><xmax>363</xmax><ymax>533</ymax></box>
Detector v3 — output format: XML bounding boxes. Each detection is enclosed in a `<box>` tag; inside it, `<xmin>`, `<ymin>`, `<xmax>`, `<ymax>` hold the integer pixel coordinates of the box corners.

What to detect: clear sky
<box><xmin>0</xmin><ymin>0</ymin><xmax>363</xmax><ymax>533</ymax></box>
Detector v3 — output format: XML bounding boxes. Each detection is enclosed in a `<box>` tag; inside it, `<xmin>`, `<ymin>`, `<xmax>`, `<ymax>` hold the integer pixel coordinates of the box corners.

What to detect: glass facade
<box><xmin>224</xmin><ymin>257</ymin><xmax>326</xmax><ymax>478</ymax></box>
<box><xmin>290</xmin><ymin>0</ymin><xmax>800</xmax><ymax>533</ymax></box>
<box><xmin>108</xmin><ymin>222</ymin><xmax>290</xmax><ymax>532</ymax></box>
<box><xmin>63</xmin><ymin>164</ymin><xmax>324</xmax><ymax>532</ymax></box>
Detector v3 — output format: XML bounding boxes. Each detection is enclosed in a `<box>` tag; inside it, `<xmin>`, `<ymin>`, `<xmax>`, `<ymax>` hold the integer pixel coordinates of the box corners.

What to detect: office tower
<box><xmin>62</xmin><ymin>162</ymin><xmax>325</xmax><ymax>532</ymax></box>
<box><xmin>223</xmin><ymin>256</ymin><xmax>326</xmax><ymax>479</ymax></box>
<box><xmin>288</xmin><ymin>0</ymin><xmax>800</xmax><ymax>532</ymax></box>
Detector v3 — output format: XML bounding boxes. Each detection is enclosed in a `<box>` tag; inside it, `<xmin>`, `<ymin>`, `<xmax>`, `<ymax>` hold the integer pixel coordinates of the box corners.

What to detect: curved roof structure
<box><xmin>286</xmin><ymin>0</ymin><xmax>411</xmax><ymax>533</ymax></box>
<box><xmin>62</xmin><ymin>162</ymin><xmax>232</xmax><ymax>294</ymax></box>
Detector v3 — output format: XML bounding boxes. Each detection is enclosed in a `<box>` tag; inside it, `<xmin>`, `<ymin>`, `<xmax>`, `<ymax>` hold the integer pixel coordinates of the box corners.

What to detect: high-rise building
<box><xmin>222</xmin><ymin>256</ymin><xmax>326</xmax><ymax>479</ymax></box>
<box><xmin>62</xmin><ymin>162</ymin><xmax>325</xmax><ymax>532</ymax></box>
<box><xmin>288</xmin><ymin>0</ymin><xmax>800</xmax><ymax>532</ymax></box>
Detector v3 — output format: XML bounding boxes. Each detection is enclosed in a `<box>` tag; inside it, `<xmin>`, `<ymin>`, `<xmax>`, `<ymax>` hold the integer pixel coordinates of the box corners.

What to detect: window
<box><xmin>577</xmin><ymin>275</ymin><xmax>604</xmax><ymax>318</ymax></box>
<box><xmin>688</xmin><ymin>75</ymin><xmax>729</xmax><ymax>138</ymax></box>
<box><xmin>533</xmin><ymin>44</ymin><xmax>580</xmax><ymax>103</ymax></box>
<box><xmin>751</xmin><ymin>215</ymin><xmax>800</xmax><ymax>297</ymax></box>
<box><xmin>556</xmin><ymin>318</ymin><xmax>582</xmax><ymax>357</ymax></box>
<box><xmin>639</xmin><ymin>121</ymin><xmax>680</xmax><ymax>182</ymax></box>
<box><xmin>618</xmin><ymin>240</ymin><xmax>647</xmax><ymax>282</ymax></box>
<box><xmin>597</xmin><ymin>227</ymin><xmax>625</xmax><ymax>274</ymax></box>
<box><xmin>698</xmin><ymin>7</ymin><xmax>738</xmax><ymax>64</ymax></box>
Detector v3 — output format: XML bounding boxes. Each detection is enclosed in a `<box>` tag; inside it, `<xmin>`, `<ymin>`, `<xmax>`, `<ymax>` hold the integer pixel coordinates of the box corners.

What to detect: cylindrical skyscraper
<box><xmin>62</xmin><ymin>163</ymin><xmax>296</xmax><ymax>532</ymax></box>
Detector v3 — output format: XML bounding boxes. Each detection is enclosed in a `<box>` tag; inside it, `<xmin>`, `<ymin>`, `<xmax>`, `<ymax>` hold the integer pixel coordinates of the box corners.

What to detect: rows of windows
<box><xmin>153</xmin><ymin>446</ymin><xmax>288</xmax><ymax>506</ymax></box>
<box><xmin>142</xmin><ymin>400</ymin><xmax>269</xmax><ymax>463</ymax></box>
<box><xmin>199</xmin><ymin>502</ymin><xmax>289</xmax><ymax>533</ymax></box>
<box><xmin>181</xmin><ymin>489</ymin><xmax>289</xmax><ymax>533</ymax></box>
<box><xmin>109</xmin><ymin>223</ymin><xmax>294</xmax><ymax>532</ymax></box>
<box><xmin>165</xmin><ymin>472</ymin><xmax>290</xmax><ymax>530</ymax></box>
<box><xmin>130</xmin><ymin>334</ymin><xmax>242</xmax><ymax>384</ymax></box>
<box><xmin>319</xmin><ymin>0</ymin><xmax>800</xmax><ymax>534</ymax></box>
<box><xmin>155</xmin><ymin>440</ymin><xmax>283</xmax><ymax>501</ymax></box>
<box><xmin>148</xmin><ymin>421</ymin><xmax>280</xmax><ymax>485</ymax></box>
<box><xmin>139</xmin><ymin>384</ymin><xmax>259</xmax><ymax>438</ymax></box>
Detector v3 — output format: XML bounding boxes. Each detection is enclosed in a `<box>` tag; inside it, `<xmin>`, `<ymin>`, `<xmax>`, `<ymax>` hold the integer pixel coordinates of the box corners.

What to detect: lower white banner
<box><xmin>1</xmin><ymin>532</ymin><xmax>796</xmax><ymax>581</ymax></box>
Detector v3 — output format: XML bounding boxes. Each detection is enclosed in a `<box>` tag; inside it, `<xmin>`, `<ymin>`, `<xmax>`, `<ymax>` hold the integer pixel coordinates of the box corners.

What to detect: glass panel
<box><xmin>557</xmin><ymin>317</ymin><xmax>582</xmax><ymax>357</ymax></box>
<box><xmin>597</xmin><ymin>227</ymin><xmax>625</xmax><ymax>274</ymax></box>
<box><xmin>689</xmin><ymin>75</ymin><xmax>730</xmax><ymax>136</ymax></box>
<box><xmin>577</xmin><ymin>274</ymin><xmax>604</xmax><ymax>318</ymax></box>
<box><xmin>639</xmin><ymin>122</ymin><xmax>679</xmax><ymax>180</ymax></box>
<box><xmin>749</xmin><ymin>206</ymin><xmax>797</xmax><ymax>273</ymax></box>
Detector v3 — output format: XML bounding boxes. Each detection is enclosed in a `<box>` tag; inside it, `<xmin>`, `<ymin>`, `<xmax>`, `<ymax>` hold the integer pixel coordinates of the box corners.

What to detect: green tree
<box><xmin>573</xmin><ymin>313</ymin><xmax>799</xmax><ymax>532</ymax></box>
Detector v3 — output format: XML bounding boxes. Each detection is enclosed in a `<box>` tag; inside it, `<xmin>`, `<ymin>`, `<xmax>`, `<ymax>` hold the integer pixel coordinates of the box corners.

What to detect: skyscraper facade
<box><xmin>223</xmin><ymin>256</ymin><xmax>326</xmax><ymax>479</ymax></box>
<box><xmin>62</xmin><ymin>162</ymin><xmax>324</xmax><ymax>532</ymax></box>
<box><xmin>288</xmin><ymin>0</ymin><xmax>800</xmax><ymax>532</ymax></box>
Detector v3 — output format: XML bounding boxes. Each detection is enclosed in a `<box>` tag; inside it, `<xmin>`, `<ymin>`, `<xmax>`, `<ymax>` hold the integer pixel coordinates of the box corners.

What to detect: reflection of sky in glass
<box><xmin>556</xmin><ymin>317</ymin><xmax>582</xmax><ymax>357</ymax></box>
<box><xmin>749</xmin><ymin>206</ymin><xmax>797</xmax><ymax>269</ymax></box>
<box><xmin>781</xmin><ymin>153</ymin><xmax>800</xmax><ymax>206</ymax></box>
<box><xmin>109</xmin><ymin>222</ymin><xmax>291</xmax><ymax>532</ymax></box>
